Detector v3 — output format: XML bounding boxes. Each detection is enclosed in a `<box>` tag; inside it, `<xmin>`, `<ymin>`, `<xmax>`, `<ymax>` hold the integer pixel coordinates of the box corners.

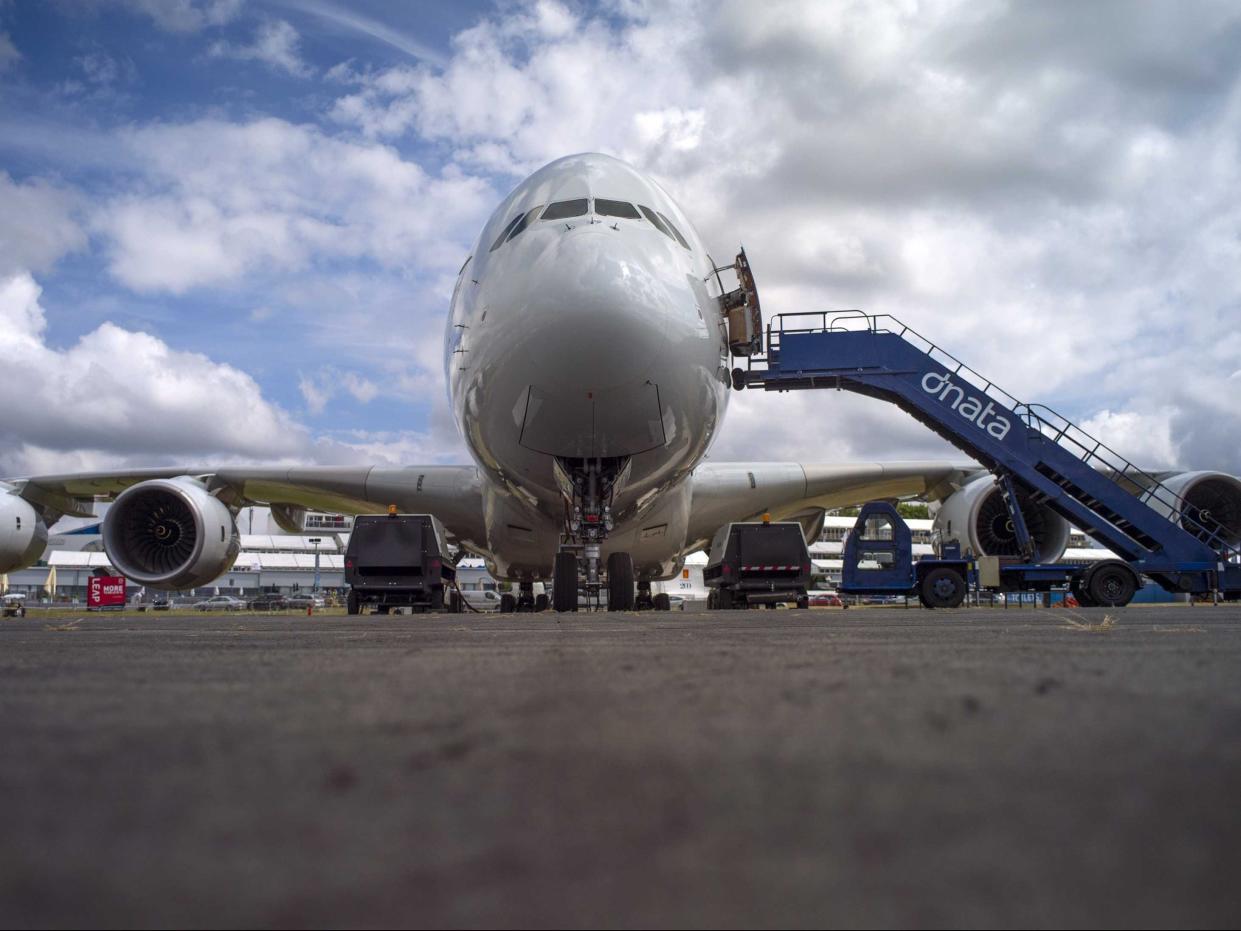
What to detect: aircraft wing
<box><xmin>685</xmin><ymin>460</ymin><xmax>981</xmax><ymax>550</ymax></box>
<box><xmin>8</xmin><ymin>465</ymin><xmax>488</xmax><ymax>552</ymax></box>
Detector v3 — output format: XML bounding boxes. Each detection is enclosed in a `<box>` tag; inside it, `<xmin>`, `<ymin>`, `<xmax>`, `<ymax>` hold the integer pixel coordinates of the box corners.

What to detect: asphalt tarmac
<box><xmin>1</xmin><ymin>605</ymin><xmax>1239</xmax><ymax>929</ymax></box>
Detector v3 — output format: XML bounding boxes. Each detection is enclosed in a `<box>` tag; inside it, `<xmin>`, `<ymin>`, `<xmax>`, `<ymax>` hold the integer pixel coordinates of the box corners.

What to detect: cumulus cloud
<box><xmin>298</xmin><ymin>368</ymin><xmax>379</xmax><ymax>414</ymax></box>
<box><xmin>0</xmin><ymin>174</ymin><xmax>88</xmax><ymax>277</ymax></box>
<box><xmin>94</xmin><ymin>117</ymin><xmax>495</xmax><ymax>293</ymax></box>
<box><xmin>0</xmin><ymin>271</ymin><xmax>308</xmax><ymax>473</ymax></box>
<box><xmin>208</xmin><ymin>19</ymin><xmax>313</xmax><ymax>77</ymax></box>
<box><xmin>122</xmin><ymin>0</ymin><xmax>242</xmax><ymax>33</ymax></box>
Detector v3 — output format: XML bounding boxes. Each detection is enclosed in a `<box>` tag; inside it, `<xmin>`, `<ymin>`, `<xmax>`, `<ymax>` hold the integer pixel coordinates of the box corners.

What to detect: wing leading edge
<box><xmin>9</xmin><ymin>465</ymin><xmax>488</xmax><ymax>553</ymax></box>
<box><xmin>686</xmin><ymin>461</ymin><xmax>980</xmax><ymax>551</ymax></box>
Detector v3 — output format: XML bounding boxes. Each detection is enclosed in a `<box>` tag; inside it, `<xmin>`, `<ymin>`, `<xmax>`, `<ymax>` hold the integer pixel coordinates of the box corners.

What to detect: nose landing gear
<box><xmin>555</xmin><ymin>456</ymin><xmax>636</xmax><ymax>612</ymax></box>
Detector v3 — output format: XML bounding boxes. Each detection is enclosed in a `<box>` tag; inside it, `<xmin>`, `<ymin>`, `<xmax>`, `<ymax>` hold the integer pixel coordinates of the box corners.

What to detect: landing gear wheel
<box><xmin>920</xmin><ymin>567</ymin><xmax>966</xmax><ymax>609</ymax></box>
<box><xmin>1086</xmin><ymin>562</ymin><xmax>1137</xmax><ymax>607</ymax></box>
<box><xmin>500</xmin><ymin>593</ymin><xmax>517</xmax><ymax>613</ymax></box>
<box><xmin>653</xmin><ymin>592</ymin><xmax>671</xmax><ymax>611</ymax></box>
<box><xmin>607</xmin><ymin>552</ymin><xmax>635</xmax><ymax>611</ymax></box>
<box><xmin>347</xmin><ymin>590</ymin><xmax>359</xmax><ymax>615</ymax></box>
<box><xmin>534</xmin><ymin>593</ymin><xmax>549</xmax><ymax>612</ymax></box>
<box><xmin>553</xmin><ymin>551</ymin><xmax>578</xmax><ymax>613</ymax></box>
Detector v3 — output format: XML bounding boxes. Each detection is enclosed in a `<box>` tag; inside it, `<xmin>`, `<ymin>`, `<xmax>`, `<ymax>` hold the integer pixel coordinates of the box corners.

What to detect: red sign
<box><xmin>88</xmin><ymin>575</ymin><xmax>126</xmax><ymax>609</ymax></box>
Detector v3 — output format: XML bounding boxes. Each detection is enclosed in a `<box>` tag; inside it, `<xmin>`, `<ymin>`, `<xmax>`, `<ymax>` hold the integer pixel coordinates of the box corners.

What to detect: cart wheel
<box><xmin>920</xmin><ymin>567</ymin><xmax>966</xmax><ymax>609</ymax></box>
<box><xmin>1086</xmin><ymin>562</ymin><xmax>1137</xmax><ymax>607</ymax></box>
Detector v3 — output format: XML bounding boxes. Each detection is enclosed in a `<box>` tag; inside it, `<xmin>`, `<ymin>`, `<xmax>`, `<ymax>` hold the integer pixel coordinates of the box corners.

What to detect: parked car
<box><xmin>248</xmin><ymin>592</ymin><xmax>290</xmax><ymax>611</ymax></box>
<box><xmin>286</xmin><ymin>593</ymin><xmax>326</xmax><ymax>610</ymax></box>
<box><xmin>808</xmin><ymin>593</ymin><xmax>844</xmax><ymax>607</ymax></box>
<box><xmin>460</xmin><ymin>590</ymin><xmax>503</xmax><ymax>612</ymax></box>
<box><xmin>193</xmin><ymin>595</ymin><xmax>247</xmax><ymax>612</ymax></box>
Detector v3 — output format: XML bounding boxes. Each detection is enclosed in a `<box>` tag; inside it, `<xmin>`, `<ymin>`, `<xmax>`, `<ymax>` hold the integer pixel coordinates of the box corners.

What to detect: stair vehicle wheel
<box><xmin>796</xmin><ymin>595</ymin><xmax>809</xmax><ymax>610</ymax></box>
<box><xmin>534</xmin><ymin>593</ymin><xmax>549</xmax><ymax>612</ymax></box>
<box><xmin>448</xmin><ymin>589</ymin><xmax>463</xmax><ymax>613</ymax></box>
<box><xmin>607</xmin><ymin>552</ymin><xmax>636</xmax><ymax>611</ymax></box>
<box><xmin>500</xmin><ymin>593</ymin><xmax>517</xmax><ymax>613</ymax></box>
<box><xmin>553</xmin><ymin>551</ymin><xmax>578</xmax><ymax>613</ymax></box>
<box><xmin>430</xmin><ymin>587</ymin><xmax>445</xmax><ymax>611</ymax></box>
<box><xmin>920</xmin><ymin>567</ymin><xmax>966</xmax><ymax>609</ymax></box>
<box><xmin>653</xmin><ymin>592</ymin><xmax>671</xmax><ymax>611</ymax></box>
<box><xmin>347</xmin><ymin>590</ymin><xmax>359</xmax><ymax>615</ymax></box>
<box><xmin>1086</xmin><ymin>561</ymin><xmax>1137</xmax><ymax>607</ymax></box>
<box><xmin>1069</xmin><ymin>577</ymin><xmax>1095</xmax><ymax>607</ymax></box>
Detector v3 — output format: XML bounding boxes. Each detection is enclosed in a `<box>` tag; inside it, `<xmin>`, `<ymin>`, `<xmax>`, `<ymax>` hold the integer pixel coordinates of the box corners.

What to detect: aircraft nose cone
<box><xmin>519</xmin><ymin>228</ymin><xmax>670</xmax><ymax>392</ymax></box>
<box><xmin>512</xmin><ymin>228</ymin><xmax>675</xmax><ymax>459</ymax></box>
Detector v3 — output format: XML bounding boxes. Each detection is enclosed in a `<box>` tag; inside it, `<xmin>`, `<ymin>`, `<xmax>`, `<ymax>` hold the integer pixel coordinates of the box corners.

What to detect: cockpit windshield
<box><xmin>505</xmin><ymin>205</ymin><xmax>543</xmax><ymax>242</ymax></box>
<box><xmin>595</xmin><ymin>199</ymin><xmax>641</xmax><ymax>219</ymax></box>
<box><xmin>541</xmin><ymin>199</ymin><xmax>589</xmax><ymax>221</ymax></box>
<box><xmin>656</xmin><ymin>210</ymin><xmax>691</xmax><ymax>250</ymax></box>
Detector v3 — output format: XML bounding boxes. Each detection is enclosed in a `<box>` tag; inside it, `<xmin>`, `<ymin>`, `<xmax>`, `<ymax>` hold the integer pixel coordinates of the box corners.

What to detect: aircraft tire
<box><xmin>534</xmin><ymin>593</ymin><xmax>549</xmax><ymax>612</ymax></box>
<box><xmin>607</xmin><ymin>552</ymin><xmax>635</xmax><ymax>611</ymax></box>
<box><xmin>500</xmin><ymin>593</ymin><xmax>517</xmax><ymax>613</ymax></box>
<box><xmin>653</xmin><ymin>592</ymin><xmax>671</xmax><ymax>611</ymax></box>
<box><xmin>553</xmin><ymin>551</ymin><xmax>578</xmax><ymax>613</ymax></box>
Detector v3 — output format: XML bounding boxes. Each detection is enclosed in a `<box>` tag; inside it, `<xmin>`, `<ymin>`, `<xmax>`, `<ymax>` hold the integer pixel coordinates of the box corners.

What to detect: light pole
<box><xmin>309</xmin><ymin>537</ymin><xmax>322</xmax><ymax>594</ymax></box>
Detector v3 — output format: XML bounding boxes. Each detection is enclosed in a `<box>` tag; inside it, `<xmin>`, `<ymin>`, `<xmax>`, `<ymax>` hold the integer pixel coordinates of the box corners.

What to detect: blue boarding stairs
<box><xmin>735</xmin><ymin>311</ymin><xmax>1241</xmax><ymax>598</ymax></box>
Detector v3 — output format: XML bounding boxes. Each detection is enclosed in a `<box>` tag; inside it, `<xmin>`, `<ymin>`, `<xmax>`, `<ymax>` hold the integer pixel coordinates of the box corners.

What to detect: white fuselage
<box><xmin>446</xmin><ymin>154</ymin><xmax>730</xmax><ymax>580</ymax></box>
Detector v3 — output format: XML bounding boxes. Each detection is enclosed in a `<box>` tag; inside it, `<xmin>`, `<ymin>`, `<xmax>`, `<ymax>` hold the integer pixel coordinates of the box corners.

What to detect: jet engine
<box><xmin>0</xmin><ymin>492</ymin><xmax>48</xmax><ymax>573</ymax></box>
<box><xmin>1149</xmin><ymin>471</ymin><xmax>1241</xmax><ymax>547</ymax></box>
<box><xmin>102</xmin><ymin>477</ymin><xmax>240</xmax><ymax>589</ymax></box>
<box><xmin>933</xmin><ymin>475</ymin><xmax>1070</xmax><ymax>562</ymax></box>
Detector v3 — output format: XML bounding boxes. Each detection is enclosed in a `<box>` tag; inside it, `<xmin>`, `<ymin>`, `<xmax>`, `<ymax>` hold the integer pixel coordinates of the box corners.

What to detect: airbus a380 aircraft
<box><xmin>3</xmin><ymin>154</ymin><xmax>1239</xmax><ymax>610</ymax></box>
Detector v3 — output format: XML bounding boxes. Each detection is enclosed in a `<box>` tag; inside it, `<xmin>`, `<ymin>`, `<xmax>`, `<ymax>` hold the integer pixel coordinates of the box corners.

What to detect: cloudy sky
<box><xmin>2</xmin><ymin>0</ymin><xmax>1240</xmax><ymax>478</ymax></box>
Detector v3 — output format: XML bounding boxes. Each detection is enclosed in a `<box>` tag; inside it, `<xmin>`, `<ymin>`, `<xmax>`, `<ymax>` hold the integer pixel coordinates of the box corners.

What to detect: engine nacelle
<box><xmin>0</xmin><ymin>492</ymin><xmax>48</xmax><ymax>573</ymax></box>
<box><xmin>933</xmin><ymin>475</ymin><xmax>1070</xmax><ymax>562</ymax></box>
<box><xmin>1152</xmin><ymin>471</ymin><xmax>1241</xmax><ymax>547</ymax></box>
<box><xmin>269</xmin><ymin>504</ymin><xmax>307</xmax><ymax>535</ymax></box>
<box><xmin>102</xmin><ymin>477</ymin><xmax>240</xmax><ymax>589</ymax></box>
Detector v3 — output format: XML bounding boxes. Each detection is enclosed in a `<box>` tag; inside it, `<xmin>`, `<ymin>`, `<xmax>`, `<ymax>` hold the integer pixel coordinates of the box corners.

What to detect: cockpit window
<box><xmin>541</xmin><ymin>199</ymin><xmax>589</xmax><ymax>221</ymax></box>
<box><xmin>595</xmin><ymin>198</ymin><xmax>641</xmax><ymax>219</ymax></box>
<box><xmin>638</xmin><ymin>205</ymin><xmax>673</xmax><ymax>239</ymax></box>
<box><xmin>657</xmin><ymin>210</ymin><xmax>691</xmax><ymax>250</ymax></box>
<box><xmin>505</xmin><ymin>205</ymin><xmax>543</xmax><ymax>242</ymax></box>
<box><xmin>489</xmin><ymin>212</ymin><xmax>526</xmax><ymax>251</ymax></box>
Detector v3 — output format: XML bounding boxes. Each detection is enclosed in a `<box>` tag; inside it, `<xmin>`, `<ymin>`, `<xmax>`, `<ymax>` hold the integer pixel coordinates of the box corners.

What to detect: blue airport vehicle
<box><xmin>737</xmin><ymin>312</ymin><xmax>1241</xmax><ymax>605</ymax></box>
<box><xmin>839</xmin><ymin>501</ymin><xmax>973</xmax><ymax>608</ymax></box>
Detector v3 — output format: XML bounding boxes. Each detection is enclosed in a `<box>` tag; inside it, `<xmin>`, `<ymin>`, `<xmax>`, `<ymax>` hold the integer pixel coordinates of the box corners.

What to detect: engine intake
<box><xmin>1153</xmin><ymin>471</ymin><xmax>1241</xmax><ymax>547</ymax></box>
<box><xmin>102</xmin><ymin>477</ymin><xmax>240</xmax><ymax>589</ymax></box>
<box><xmin>933</xmin><ymin>475</ymin><xmax>1070</xmax><ymax>562</ymax></box>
